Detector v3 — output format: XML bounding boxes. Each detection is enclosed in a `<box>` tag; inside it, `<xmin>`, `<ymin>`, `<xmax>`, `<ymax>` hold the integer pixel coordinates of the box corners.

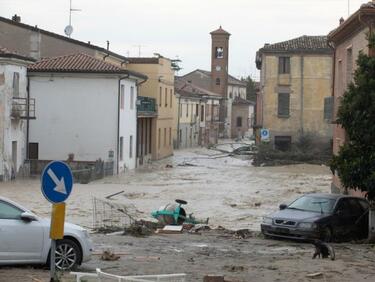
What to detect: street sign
<box><xmin>260</xmin><ymin>128</ymin><xmax>270</xmax><ymax>141</ymax></box>
<box><xmin>50</xmin><ymin>203</ymin><xmax>66</xmax><ymax>239</ymax></box>
<box><xmin>41</xmin><ymin>161</ymin><xmax>73</xmax><ymax>204</ymax></box>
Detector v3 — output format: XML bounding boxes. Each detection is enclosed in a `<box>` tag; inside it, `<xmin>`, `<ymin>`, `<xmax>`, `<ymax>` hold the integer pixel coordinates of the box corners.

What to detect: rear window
<box><xmin>357</xmin><ymin>199</ymin><xmax>369</xmax><ymax>211</ymax></box>
<box><xmin>288</xmin><ymin>196</ymin><xmax>336</xmax><ymax>213</ymax></box>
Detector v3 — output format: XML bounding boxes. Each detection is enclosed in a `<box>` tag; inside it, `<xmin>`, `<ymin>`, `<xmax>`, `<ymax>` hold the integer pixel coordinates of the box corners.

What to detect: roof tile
<box><xmin>260</xmin><ymin>35</ymin><xmax>331</xmax><ymax>53</ymax></box>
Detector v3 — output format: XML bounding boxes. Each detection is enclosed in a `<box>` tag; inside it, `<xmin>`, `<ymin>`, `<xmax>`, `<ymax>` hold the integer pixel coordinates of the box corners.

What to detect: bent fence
<box><xmin>71</xmin><ymin>269</ymin><xmax>187</xmax><ymax>282</ymax></box>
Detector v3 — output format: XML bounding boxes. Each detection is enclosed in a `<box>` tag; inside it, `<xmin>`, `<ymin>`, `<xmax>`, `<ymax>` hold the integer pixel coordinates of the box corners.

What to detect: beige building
<box><xmin>328</xmin><ymin>2</ymin><xmax>375</xmax><ymax>195</ymax></box>
<box><xmin>174</xmin><ymin>77</ymin><xmax>221</xmax><ymax>148</ymax></box>
<box><xmin>255</xmin><ymin>35</ymin><xmax>333</xmax><ymax>150</ymax></box>
<box><xmin>126</xmin><ymin>57</ymin><xmax>175</xmax><ymax>160</ymax></box>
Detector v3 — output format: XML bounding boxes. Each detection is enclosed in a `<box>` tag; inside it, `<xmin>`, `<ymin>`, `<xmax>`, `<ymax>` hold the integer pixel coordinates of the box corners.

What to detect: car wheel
<box><xmin>50</xmin><ymin>238</ymin><xmax>82</xmax><ymax>271</ymax></box>
<box><xmin>320</xmin><ymin>227</ymin><xmax>333</xmax><ymax>242</ymax></box>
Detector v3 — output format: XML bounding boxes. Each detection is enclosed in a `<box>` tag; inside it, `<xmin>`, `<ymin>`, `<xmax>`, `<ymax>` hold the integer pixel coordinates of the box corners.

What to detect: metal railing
<box><xmin>11</xmin><ymin>97</ymin><xmax>36</xmax><ymax>119</ymax></box>
<box><xmin>137</xmin><ymin>96</ymin><xmax>157</xmax><ymax>116</ymax></box>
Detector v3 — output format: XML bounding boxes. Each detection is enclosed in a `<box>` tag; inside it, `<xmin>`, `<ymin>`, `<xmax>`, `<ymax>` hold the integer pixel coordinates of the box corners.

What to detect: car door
<box><xmin>332</xmin><ymin>198</ymin><xmax>357</xmax><ymax>238</ymax></box>
<box><xmin>0</xmin><ymin>200</ymin><xmax>44</xmax><ymax>263</ymax></box>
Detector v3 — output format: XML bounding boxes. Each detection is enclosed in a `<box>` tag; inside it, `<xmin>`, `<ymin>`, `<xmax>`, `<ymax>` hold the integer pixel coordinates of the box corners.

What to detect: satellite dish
<box><xmin>64</xmin><ymin>25</ymin><xmax>73</xmax><ymax>37</ymax></box>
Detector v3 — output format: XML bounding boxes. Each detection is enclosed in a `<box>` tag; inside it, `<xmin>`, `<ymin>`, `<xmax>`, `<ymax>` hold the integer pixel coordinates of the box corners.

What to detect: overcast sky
<box><xmin>0</xmin><ymin>0</ymin><xmax>369</xmax><ymax>80</ymax></box>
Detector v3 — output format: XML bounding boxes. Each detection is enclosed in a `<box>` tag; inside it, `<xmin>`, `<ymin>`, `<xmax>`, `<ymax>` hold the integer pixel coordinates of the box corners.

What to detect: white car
<box><xmin>0</xmin><ymin>196</ymin><xmax>92</xmax><ymax>270</ymax></box>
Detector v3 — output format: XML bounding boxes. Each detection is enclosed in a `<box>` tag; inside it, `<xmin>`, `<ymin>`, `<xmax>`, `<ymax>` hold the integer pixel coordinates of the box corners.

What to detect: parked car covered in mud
<box><xmin>261</xmin><ymin>193</ymin><xmax>369</xmax><ymax>242</ymax></box>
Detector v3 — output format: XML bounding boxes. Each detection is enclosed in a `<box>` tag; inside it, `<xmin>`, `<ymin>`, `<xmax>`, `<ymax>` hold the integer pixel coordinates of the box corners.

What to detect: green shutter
<box><xmin>278</xmin><ymin>93</ymin><xmax>290</xmax><ymax>117</ymax></box>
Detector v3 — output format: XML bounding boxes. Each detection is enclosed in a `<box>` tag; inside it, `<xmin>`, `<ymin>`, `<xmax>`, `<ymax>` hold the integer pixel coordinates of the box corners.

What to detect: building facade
<box><xmin>328</xmin><ymin>2</ymin><xmax>375</xmax><ymax>195</ymax></box>
<box><xmin>0</xmin><ymin>15</ymin><xmax>161</xmax><ymax>165</ymax></box>
<box><xmin>174</xmin><ymin>77</ymin><xmax>221</xmax><ymax>148</ymax></box>
<box><xmin>126</xmin><ymin>56</ymin><xmax>175</xmax><ymax>160</ymax></box>
<box><xmin>181</xmin><ymin>27</ymin><xmax>251</xmax><ymax>139</ymax></box>
<box><xmin>0</xmin><ymin>47</ymin><xmax>35</xmax><ymax>181</ymax></box>
<box><xmin>255</xmin><ymin>35</ymin><xmax>333</xmax><ymax>150</ymax></box>
<box><xmin>28</xmin><ymin>53</ymin><xmax>146</xmax><ymax>173</ymax></box>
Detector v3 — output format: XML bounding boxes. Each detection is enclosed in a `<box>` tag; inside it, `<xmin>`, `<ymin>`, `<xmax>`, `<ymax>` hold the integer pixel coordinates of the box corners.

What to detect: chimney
<box><xmin>106</xmin><ymin>40</ymin><xmax>110</xmax><ymax>51</ymax></box>
<box><xmin>339</xmin><ymin>17</ymin><xmax>345</xmax><ymax>25</ymax></box>
<box><xmin>11</xmin><ymin>14</ymin><xmax>21</xmax><ymax>23</ymax></box>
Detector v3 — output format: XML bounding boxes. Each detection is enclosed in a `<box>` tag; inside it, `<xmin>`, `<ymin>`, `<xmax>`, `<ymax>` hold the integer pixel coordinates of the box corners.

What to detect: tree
<box><xmin>330</xmin><ymin>39</ymin><xmax>375</xmax><ymax>241</ymax></box>
<box><xmin>241</xmin><ymin>76</ymin><xmax>257</xmax><ymax>102</ymax></box>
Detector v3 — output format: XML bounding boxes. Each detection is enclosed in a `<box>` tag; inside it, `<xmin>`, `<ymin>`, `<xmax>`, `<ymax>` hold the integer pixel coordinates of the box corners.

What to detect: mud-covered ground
<box><xmin>2</xmin><ymin>146</ymin><xmax>373</xmax><ymax>281</ymax></box>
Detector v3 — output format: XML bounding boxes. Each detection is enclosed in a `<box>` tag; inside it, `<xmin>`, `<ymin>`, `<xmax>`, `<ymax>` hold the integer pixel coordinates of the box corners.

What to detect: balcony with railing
<box><xmin>11</xmin><ymin>97</ymin><xmax>36</xmax><ymax>120</ymax></box>
<box><xmin>137</xmin><ymin>96</ymin><xmax>157</xmax><ymax>117</ymax></box>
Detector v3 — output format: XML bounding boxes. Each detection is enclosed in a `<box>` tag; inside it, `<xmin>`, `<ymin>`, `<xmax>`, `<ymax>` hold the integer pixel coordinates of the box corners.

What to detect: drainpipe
<box><xmin>26</xmin><ymin>76</ymin><xmax>30</xmax><ymax>159</ymax></box>
<box><xmin>135</xmin><ymin>77</ymin><xmax>147</xmax><ymax>168</ymax></box>
<box><xmin>176</xmin><ymin>94</ymin><xmax>181</xmax><ymax>149</ymax></box>
<box><xmin>117</xmin><ymin>74</ymin><xmax>130</xmax><ymax>174</ymax></box>
<box><xmin>300</xmin><ymin>55</ymin><xmax>304</xmax><ymax>135</ymax></box>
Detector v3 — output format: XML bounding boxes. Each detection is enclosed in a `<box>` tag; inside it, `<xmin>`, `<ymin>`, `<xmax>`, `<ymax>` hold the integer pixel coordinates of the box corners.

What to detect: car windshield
<box><xmin>288</xmin><ymin>196</ymin><xmax>336</xmax><ymax>213</ymax></box>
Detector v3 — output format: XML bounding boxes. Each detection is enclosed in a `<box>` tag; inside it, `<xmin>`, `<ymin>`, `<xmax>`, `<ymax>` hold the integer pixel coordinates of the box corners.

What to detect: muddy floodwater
<box><xmin>0</xmin><ymin>147</ymin><xmax>331</xmax><ymax>230</ymax></box>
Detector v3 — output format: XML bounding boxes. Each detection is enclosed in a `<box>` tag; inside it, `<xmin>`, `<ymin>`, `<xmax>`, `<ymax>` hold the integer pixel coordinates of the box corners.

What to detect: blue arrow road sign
<box><xmin>41</xmin><ymin>161</ymin><xmax>73</xmax><ymax>204</ymax></box>
<box><xmin>260</xmin><ymin>129</ymin><xmax>270</xmax><ymax>140</ymax></box>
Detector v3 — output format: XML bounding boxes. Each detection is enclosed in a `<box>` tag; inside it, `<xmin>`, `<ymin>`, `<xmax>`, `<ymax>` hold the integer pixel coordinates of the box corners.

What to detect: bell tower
<box><xmin>210</xmin><ymin>26</ymin><xmax>230</xmax><ymax>137</ymax></box>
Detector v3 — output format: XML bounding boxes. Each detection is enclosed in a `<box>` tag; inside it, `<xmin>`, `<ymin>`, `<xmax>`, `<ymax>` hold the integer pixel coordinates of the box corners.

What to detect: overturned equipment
<box><xmin>151</xmin><ymin>199</ymin><xmax>208</xmax><ymax>225</ymax></box>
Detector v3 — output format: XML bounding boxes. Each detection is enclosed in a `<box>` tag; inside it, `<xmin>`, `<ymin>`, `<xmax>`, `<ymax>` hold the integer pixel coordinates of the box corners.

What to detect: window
<box><xmin>158</xmin><ymin>128</ymin><xmax>161</xmax><ymax>149</ymax></box>
<box><xmin>278</xmin><ymin>93</ymin><xmax>290</xmax><ymax>117</ymax></box>
<box><xmin>236</xmin><ymin>117</ymin><xmax>242</xmax><ymax>127</ymax></box>
<box><xmin>179</xmin><ymin>103</ymin><xmax>182</xmax><ymax>117</ymax></box>
<box><xmin>215</xmin><ymin>47</ymin><xmax>224</xmax><ymax>58</ymax></box>
<box><xmin>120</xmin><ymin>85</ymin><xmax>125</xmax><ymax>109</ymax></box>
<box><xmin>0</xmin><ymin>200</ymin><xmax>23</xmax><ymax>220</ymax></box>
<box><xmin>164</xmin><ymin>128</ymin><xmax>167</xmax><ymax>146</ymax></box>
<box><xmin>159</xmin><ymin>87</ymin><xmax>162</xmax><ymax>107</ymax></box>
<box><xmin>179</xmin><ymin>129</ymin><xmax>182</xmax><ymax>144</ymax></box>
<box><xmin>129</xmin><ymin>135</ymin><xmax>133</xmax><ymax>158</ymax></box>
<box><xmin>346</xmin><ymin>48</ymin><xmax>353</xmax><ymax>84</ymax></box>
<box><xmin>229</xmin><ymin>92</ymin><xmax>233</xmax><ymax>99</ymax></box>
<box><xmin>119</xmin><ymin>137</ymin><xmax>124</xmax><ymax>161</ymax></box>
<box><xmin>278</xmin><ymin>57</ymin><xmax>290</xmax><ymax>74</ymax></box>
<box><xmin>170</xmin><ymin>89</ymin><xmax>173</xmax><ymax>108</ymax></box>
<box><xmin>215</xmin><ymin>78</ymin><xmax>220</xmax><ymax>85</ymax></box>
<box><xmin>195</xmin><ymin>104</ymin><xmax>198</xmax><ymax>116</ymax></box>
<box><xmin>186</xmin><ymin>104</ymin><xmax>188</xmax><ymax>117</ymax></box>
<box><xmin>165</xmin><ymin>88</ymin><xmax>168</xmax><ymax>107</ymax></box>
<box><xmin>169</xmin><ymin>128</ymin><xmax>172</xmax><ymax>146</ymax></box>
<box><xmin>200</xmin><ymin>105</ymin><xmax>204</xmax><ymax>122</ymax></box>
<box><xmin>324</xmin><ymin>96</ymin><xmax>333</xmax><ymax>121</ymax></box>
<box><xmin>275</xmin><ymin>136</ymin><xmax>291</xmax><ymax>151</ymax></box>
<box><xmin>13</xmin><ymin>72</ymin><xmax>19</xmax><ymax>97</ymax></box>
<box><xmin>130</xmin><ymin>86</ymin><xmax>134</xmax><ymax>109</ymax></box>
<box><xmin>28</xmin><ymin>143</ymin><xmax>38</xmax><ymax>160</ymax></box>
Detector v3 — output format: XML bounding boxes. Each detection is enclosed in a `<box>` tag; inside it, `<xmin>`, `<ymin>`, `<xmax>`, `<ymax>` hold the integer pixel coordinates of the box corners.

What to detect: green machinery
<box><xmin>151</xmin><ymin>199</ymin><xmax>208</xmax><ymax>225</ymax></box>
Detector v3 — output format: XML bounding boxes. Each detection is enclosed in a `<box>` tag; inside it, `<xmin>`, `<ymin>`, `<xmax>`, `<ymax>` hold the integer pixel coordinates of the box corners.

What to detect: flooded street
<box><xmin>0</xmin><ymin>147</ymin><xmax>331</xmax><ymax>230</ymax></box>
<box><xmin>2</xmin><ymin>147</ymin><xmax>375</xmax><ymax>282</ymax></box>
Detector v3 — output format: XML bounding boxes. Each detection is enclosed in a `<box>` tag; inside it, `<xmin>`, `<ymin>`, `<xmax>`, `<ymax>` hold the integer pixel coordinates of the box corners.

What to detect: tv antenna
<box><xmin>132</xmin><ymin>44</ymin><xmax>146</xmax><ymax>57</ymax></box>
<box><xmin>64</xmin><ymin>0</ymin><xmax>81</xmax><ymax>37</ymax></box>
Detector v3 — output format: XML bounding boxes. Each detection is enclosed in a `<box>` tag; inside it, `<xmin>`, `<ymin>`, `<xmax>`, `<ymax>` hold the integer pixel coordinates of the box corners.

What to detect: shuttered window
<box><xmin>324</xmin><ymin>96</ymin><xmax>333</xmax><ymax>121</ymax></box>
<box><xmin>278</xmin><ymin>93</ymin><xmax>290</xmax><ymax>117</ymax></box>
<box><xmin>278</xmin><ymin>57</ymin><xmax>290</xmax><ymax>74</ymax></box>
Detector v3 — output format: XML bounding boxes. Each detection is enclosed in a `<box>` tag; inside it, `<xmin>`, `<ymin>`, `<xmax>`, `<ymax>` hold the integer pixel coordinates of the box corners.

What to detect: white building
<box><xmin>0</xmin><ymin>47</ymin><xmax>35</xmax><ymax>181</ymax></box>
<box><xmin>28</xmin><ymin>53</ymin><xmax>147</xmax><ymax>173</ymax></box>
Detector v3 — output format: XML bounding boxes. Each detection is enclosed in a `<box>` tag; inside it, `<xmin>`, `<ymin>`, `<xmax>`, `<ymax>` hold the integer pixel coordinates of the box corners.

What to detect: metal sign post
<box><xmin>41</xmin><ymin>161</ymin><xmax>73</xmax><ymax>282</ymax></box>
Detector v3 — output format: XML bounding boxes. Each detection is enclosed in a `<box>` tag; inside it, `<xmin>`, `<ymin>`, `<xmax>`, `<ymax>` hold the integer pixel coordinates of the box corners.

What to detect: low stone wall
<box><xmin>28</xmin><ymin>159</ymin><xmax>114</xmax><ymax>184</ymax></box>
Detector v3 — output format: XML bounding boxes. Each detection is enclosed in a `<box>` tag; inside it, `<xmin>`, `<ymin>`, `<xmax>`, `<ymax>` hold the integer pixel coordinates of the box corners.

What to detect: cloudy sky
<box><xmin>0</xmin><ymin>0</ymin><xmax>369</xmax><ymax>80</ymax></box>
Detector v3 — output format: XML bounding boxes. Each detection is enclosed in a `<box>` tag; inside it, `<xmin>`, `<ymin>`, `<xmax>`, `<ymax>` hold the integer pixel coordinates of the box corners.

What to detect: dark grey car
<box><xmin>261</xmin><ymin>193</ymin><xmax>369</xmax><ymax>242</ymax></box>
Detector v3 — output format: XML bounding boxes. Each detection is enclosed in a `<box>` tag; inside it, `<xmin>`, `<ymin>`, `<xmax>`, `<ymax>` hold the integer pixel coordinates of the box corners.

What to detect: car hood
<box><xmin>270</xmin><ymin>209</ymin><xmax>329</xmax><ymax>222</ymax></box>
<box><xmin>38</xmin><ymin>218</ymin><xmax>85</xmax><ymax>232</ymax></box>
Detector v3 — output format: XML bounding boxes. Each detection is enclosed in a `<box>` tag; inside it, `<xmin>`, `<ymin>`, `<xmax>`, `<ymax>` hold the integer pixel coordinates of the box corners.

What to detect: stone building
<box><xmin>0</xmin><ymin>47</ymin><xmax>35</xmax><ymax>181</ymax></box>
<box><xmin>174</xmin><ymin>77</ymin><xmax>221</xmax><ymax>148</ymax></box>
<box><xmin>255</xmin><ymin>35</ymin><xmax>333</xmax><ymax>150</ymax></box>
<box><xmin>328</xmin><ymin>1</ymin><xmax>375</xmax><ymax>194</ymax></box>
<box><xmin>182</xmin><ymin>27</ymin><xmax>252</xmax><ymax>139</ymax></box>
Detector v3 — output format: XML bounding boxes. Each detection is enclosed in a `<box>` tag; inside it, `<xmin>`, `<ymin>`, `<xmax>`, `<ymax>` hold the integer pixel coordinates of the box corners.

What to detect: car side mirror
<box><xmin>279</xmin><ymin>204</ymin><xmax>288</xmax><ymax>210</ymax></box>
<box><xmin>20</xmin><ymin>212</ymin><xmax>37</xmax><ymax>222</ymax></box>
